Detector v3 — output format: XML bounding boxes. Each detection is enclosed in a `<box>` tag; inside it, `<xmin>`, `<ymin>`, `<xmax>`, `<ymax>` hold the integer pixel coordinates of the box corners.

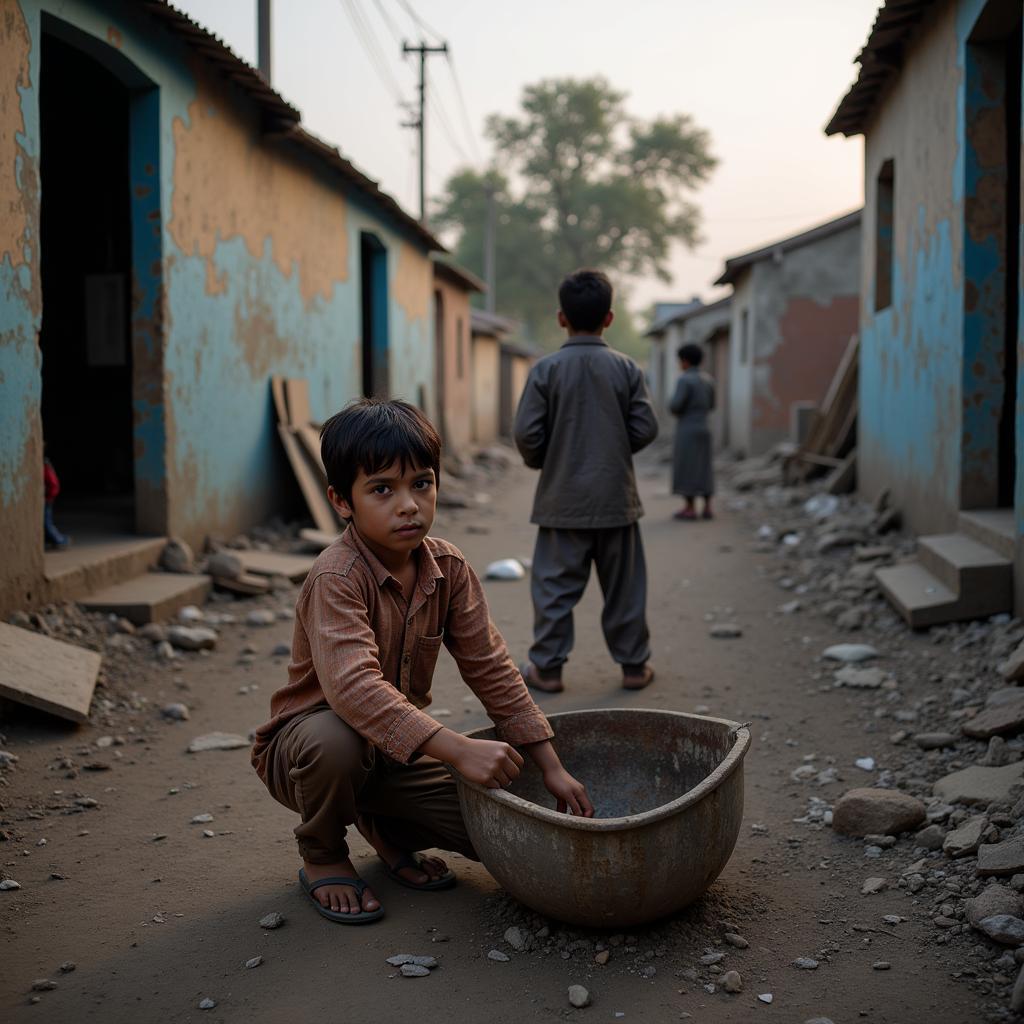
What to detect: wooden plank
<box><xmin>299</xmin><ymin>528</ymin><xmax>342</xmax><ymax>550</ymax></box>
<box><xmin>284</xmin><ymin>378</ymin><xmax>312</xmax><ymax>428</ymax></box>
<box><xmin>278</xmin><ymin>424</ymin><xmax>337</xmax><ymax>534</ymax></box>
<box><xmin>212</xmin><ymin>572</ymin><xmax>271</xmax><ymax>595</ymax></box>
<box><xmin>296</xmin><ymin>424</ymin><xmax>327</xmax><ymax>486</ymax></box>
<box><xmin>270</xmin><ymin>375</ymin><xmax>289</xmax><ymax>426</ymax></box>
<box><xmin>0</xmin><ymin>621</ymin><xmax>101</xmax><ymax>723</ymax></box>
<box><xmin>236</xmin><ymin>548</ymin><xmax>316</xmax><ymax>583</ymax></box>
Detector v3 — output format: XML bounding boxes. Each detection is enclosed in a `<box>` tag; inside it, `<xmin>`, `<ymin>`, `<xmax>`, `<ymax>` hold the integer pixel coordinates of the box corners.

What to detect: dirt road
<box><xmin>0</xmin><ymin>458</ymin><xmax>992</xmax><ymax>1023</ymax></box>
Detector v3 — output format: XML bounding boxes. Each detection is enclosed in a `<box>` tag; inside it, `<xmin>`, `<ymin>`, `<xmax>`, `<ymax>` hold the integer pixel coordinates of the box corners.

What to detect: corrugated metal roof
<box><xmin>713</xmin><ymin>210</ymin><xmax>862</xmax><ymax>286</ymax></box>
<box><xmin>431</xmin><ymin>255</ymin><xmax>486</xmax><ymax>293</ymax></box>
<box><xmin>470</xmin><ymin>309</ymin><xmax>518</xmax><ymax>337</ymax></box>
<box><xmin>142</xmin><ymin>0</ymin><xmax>442</xmax><ymax>252</ymax></box>
<box><xmin>825</xmin><ymin>0</ymin><xmax>937</xmax><ymax>137</ymax></box>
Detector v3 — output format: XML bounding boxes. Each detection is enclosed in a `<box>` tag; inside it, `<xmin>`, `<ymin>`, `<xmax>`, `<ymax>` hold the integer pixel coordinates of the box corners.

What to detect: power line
<box><xmin>370</xmin><ymin>0</ymin><xmax>405</xmax><ymax>47</ymax></box>
<box><xmin>427</xmin><ymin>80</ymin><xmax>471</xmax><ymax>163</ymax></box>
<box><xmin>338</xmin><ymin>0</ymin><xmax>405</xmax><ymax>104</ymax></box>
<box><xmin>444</xmin><ymin>51</ymin><xmax>482</xmax><ymax>163</ymax></box>
<box><xmin>396</xmin><ymin>0</ymin><xmax>444</xmax><ymax>43</ymax></box>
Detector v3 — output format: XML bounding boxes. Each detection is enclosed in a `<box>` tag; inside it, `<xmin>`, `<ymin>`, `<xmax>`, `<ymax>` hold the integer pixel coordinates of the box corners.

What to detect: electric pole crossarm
<box><xmin>402</xmin><ymin>41</ymin><xmax>448</xmax><ymax>224</ymax></box>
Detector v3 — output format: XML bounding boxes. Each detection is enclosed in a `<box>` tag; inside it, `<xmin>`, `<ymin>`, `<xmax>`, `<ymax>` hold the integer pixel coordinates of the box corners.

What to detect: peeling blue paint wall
<box><xmin>1</xmin><ymin>0</ymin><xmax>436</xmax><ymax>611</ymax></box>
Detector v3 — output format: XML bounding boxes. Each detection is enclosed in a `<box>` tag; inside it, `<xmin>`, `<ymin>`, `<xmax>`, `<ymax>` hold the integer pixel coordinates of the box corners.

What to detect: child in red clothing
<box><xmin>43</xmin><ymin>457</ymin><xmax>69</xmax><ymax>549</ymax></box>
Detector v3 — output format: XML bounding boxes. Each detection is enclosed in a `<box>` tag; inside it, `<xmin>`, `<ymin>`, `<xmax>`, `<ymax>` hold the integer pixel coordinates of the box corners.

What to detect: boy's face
<box><xmin>329</xmin><ymin>460</ymin><xmax>437</xmax><ymax>560</ymax></box>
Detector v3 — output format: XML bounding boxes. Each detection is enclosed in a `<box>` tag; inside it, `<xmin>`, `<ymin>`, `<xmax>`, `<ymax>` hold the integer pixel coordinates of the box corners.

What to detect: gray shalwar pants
<box><xmin>529</xmin><ymin>524</ymin><xmax>651</xmax><ymax>673</ymax></box>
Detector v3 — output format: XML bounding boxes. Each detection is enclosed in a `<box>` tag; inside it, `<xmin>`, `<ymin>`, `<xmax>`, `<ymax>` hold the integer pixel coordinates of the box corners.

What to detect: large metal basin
<box><xmin>453</xmin><ymin>709</ymin><xmax>750</xmax><ymax>928</ymax></box>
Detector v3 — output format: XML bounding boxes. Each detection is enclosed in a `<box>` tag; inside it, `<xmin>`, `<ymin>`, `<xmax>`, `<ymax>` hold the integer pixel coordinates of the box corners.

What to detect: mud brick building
<box><xmin>714</xmin><ymin>211</ymin><xmax>862</xmax><ymax>458</ymax></box>
<box><xmin>829</xmin><ymin>0</ymin><xmax>1023</xmax><ymax>621</ymax></box>
<box><xmin>0</xmin><ymin>0</ymin><xmax>447</xmax><ymax>614</ymax></box>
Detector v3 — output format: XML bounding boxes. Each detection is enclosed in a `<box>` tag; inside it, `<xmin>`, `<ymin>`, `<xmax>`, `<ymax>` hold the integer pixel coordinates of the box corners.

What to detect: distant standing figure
<box><xmin>514</xmin><ymin>269</ymin><xmax>659</xmax><ymax>694</ymax></box>
<box><xmin>43</xmin><ymin>455</ymin><xmax>70</xmax><ymax>548</ymax></box>
<box><xmin>670</xmin><ymin>343</ymin><xmax>715</xmax><ymax>521</ymax></box>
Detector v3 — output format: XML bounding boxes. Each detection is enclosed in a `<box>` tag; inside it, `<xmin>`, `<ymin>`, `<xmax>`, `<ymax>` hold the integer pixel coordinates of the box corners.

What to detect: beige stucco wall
<box><xmin>471</xmin><ymin>335</ymin><xmax>501</xmax><ymax>444</ymax></box>
<box><xmin>432</xmin><ymin>276</ymin><xmax>473</xmax><ymax>454</ymax></box>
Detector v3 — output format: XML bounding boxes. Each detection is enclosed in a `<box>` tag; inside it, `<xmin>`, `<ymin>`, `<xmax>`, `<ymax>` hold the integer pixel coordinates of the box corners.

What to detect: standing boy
<box><xmin>252</xmin><ymin>399</ymin><xmax>592</xmax><ymax>925</ymax></box>
<box><xmin>514</xmin><ymin>269</ymin><xmax>659</xmax><ymax>693</ymax></box>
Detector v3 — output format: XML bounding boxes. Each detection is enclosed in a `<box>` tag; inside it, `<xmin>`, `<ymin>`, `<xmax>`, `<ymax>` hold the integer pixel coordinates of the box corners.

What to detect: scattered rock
<box><xmin>568</xmin><ymin>984</ymin><xmax>591</xmax><ymax>1008</ymax></box>
<box><xmin>793</xmin><ymin>957</ymin><xmax>819</xmax><ymax>969</ymax></box>
<box><xmin>758</xmin><ymin>993</ymin><xmax>774</xmax><ymax>1004</ymax></box>
<box><xmin>58</xmin><ymin>962</ymin><xmax>76</xmax><ymax>973</ymax></box>
<box><xmin>913</xmin><ymin>732</ymin><xmax>957</xmax><ymax>750</ymax></box>
<box><xmin>178</xmin><ymin>605</ymin><xmax>205</xmax><ymax>624</ymax></box>
<box><xmin>823</xmin><ymin>643</ymin><xmax>878</xmax><ymax>663</ymax></box>
<box><xmin>401</xmin><ymin>964</ymin><xmax>431</xmax><ymax>977</ymax></box>
<box><xmin>977</xmin><ymin>915</ymin><xmax>1024</xmax><ymax>946</ymax></box>
<box><xmin>998</xmin><ymin>640</ymin><xmax>1024</xmax><ymax>682</ymax></box>
<box><xmin>721</xmin><ymin>970</ymin><xmax>743</xmax><ymax>993</ymax></box>
<box><xmin>594</xmin><ymin>949</ymin><xmax>610</xmax><ymax>965</ymax></box>
<box><xmin>504</xmin><ymin>926</ymin><xmax>528</xmax><ymax>952</ymax></box>
<box><xmin>198</xmin><ymin>997</ymin><xmax>216</xmax><ymax>1010</ymax></box>
<box><xmin>160</xmin><ymin>537</ymin><xmax>194</xmax><ymax>573</ymax></box>
<box><xmin>962</xmin><ymin>695</ymin><xmax>1024</xmax><ymax>739</ymax></box>
<box><xmin>271</xmin><ymin>642</ymin><xmax>291</xmax><ymax>657</ymax></box>
<box><xmin>0</xmin><ymin>878</ymin><xmax>21</xmax><ymax>890</ymax></box>
<box><xmin>942</xmin><ymin>815</ymin><xmax>987</xmax><ymax>858</ymax></box>
<box><xmin>723</xmin><ymin>933</ymin><xmax>749</xmax><ymax>949</ymax></box>
<box><xmin>834</xmin><ymin>666</ymin><xmax>888</xmax><ymax>689</ymax></box>
<box><xmin>155</xmin><ymin>640</ymin><xmax>177</xmax><ymax>662</ymax></box>
<box><xmin>855</xmin><ymin>757</ymin><xmax>876</xmax><ymax>771</ymax></box>
<box><xmin>487</xmin><ymin>950</ymin><xmax>510</xmax><ymax>962</ymax></box>
<box><xmin>873</xmin><ymin>961</ymin><xmax>891</xmax><ymax>971</ymax></box>
<box><xmin>167</xmin><ymin>625</ymin><xmax>217</xmax><ymax>652</ymax></box>
<box><xmin>188</xmin><ymin>732</ymin><xmax>250</xmax><ymax>753</ymax></box>
<box><xmin>259</xmin><ymin>912</ymin><xmax>285</xmax><ymax>929</ymax></box>
<box><xmin>485</xmin><ymin>559</ymin><xmax>526</xmax><ymax>581</ymax></box>
<box><xmin>138</xmin><ymin>623</ymin><xmax>167</xmax><ymax>643</ymax></box>
<box><xmin>161</xmin><ymin>702</ymin><xmax>190</xmax><ymax>722</ymax></box>
<box><xmin>245</xmin><ymin>956</ymin><xmax>263</xmax><ymax>969</ymax></box>
<box><xmin>981</xmin><ymin>737</ymin><xmax>1018</xmax><ymax>767</ymax></box>
<box><xmin>246</xmin><ymin>609</ymin><xmax>277</xmax><ymax>627</ymax></box>
<box><xmin>933</xmin><ymin>763</ymin><xmax>1024</xmax><ymax>806</ymax></box>
<box><xmin>979</xmin><ymin>837</ymin><xmax>1024</xmax><ymax>877</ymax></box>
<box><xmin>967</xmin><ymin>885</ymin><xmax>1023</xmax><ymax>927</ymax></box>
<box><xmin>387</xmin><ymin>954</ymin><xmax>438</xmax><ymax>967</ymax></box>
<box><xmin>914</xmin><ymin>824</ymin><xmax>946</xmax><ymax>851</ymax></box>
<box><xmin>709</xmin><ymin>623</ymin><xmax>742</xmax><ymax>639</ymax></box>
<box><xmin>861</xmin><ymin>877</ymin><xmax>888</xmax><ymax>895</ymax></box>
<box><xmin>833</xmin><ymin>788</ymin><xmax>926</xmax><ymax>837</ymax></box>
<box><xmin>207</xmin><ymin>551</ymin><xmax>244</xmax><ymax>579</ymax></box>
<box><xmin>191</xmin><ymin>813</ymin><xmax>214</xmax><ymax>824</ymax></box>
<box><xmin>31</xmin><ymin>979</ymin><xmax>56</xmax><ymax>991</ymax></box>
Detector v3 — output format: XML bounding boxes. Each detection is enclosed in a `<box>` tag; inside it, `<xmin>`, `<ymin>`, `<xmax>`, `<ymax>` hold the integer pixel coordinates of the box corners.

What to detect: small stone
<box><xmin>191</xmin><ymin>813</ymin><xmax>214</xmax><ymax>824</ymax></box>
<box><xmin>177</xmin><ymin>605</ymin><xmax>205</xmax><ymax>623</ymax></box>
<box><xmin>487</xmin><ymin>949</ymin><xmax>510</xmax><ymax>962</ymax></box>
<box><xmin>967</xmin><ymin>885</ymin><xmax>1023</xmax><ymax>926</ymax></box>
<box><xmin>31</xmin><ymin>979</ymin><xmax>56</xmax><ymax>991</ymax></box>
<box><xmin>861</xmin><ymin>877</ymin><xmax>888</xmax><ymax>895</ymax></box>
<box><xmin>259</xmin><ymin>912</ymin><xmax>284</xmax><ymax>929</ymax></box>
<box><xmin>198</xmin><ymin>997</ymin><xmax>216</xmax><ymax>1009</ymax></box>
<box><xmin>833</xmin><ymin>788</ymin><xmax>926</xmax><ymax>837</ymax></box>
<box><xmin>202</xmin><ymin>829</ymin><xmax>215</xmax><ymax>838</ymax></box>
<box><xmin>721</xmin><ymin>970</ymin><xmax>743</xmax><ymax>993</ymax></box>
<box><xmin>913</xmin><ymin>732</ymin><xmax>957</xmax><ymax>750</ymax></box>
<box><xmin>207</xmin><ymin>551</ymin><xmax>244</xmax><ymax>579</ymax></box>
<box><xmin>823</xmin><ymin>643</ymin><xmax>878</xmax><ymax>663</ymax></box>
<box><xmin>386</xmin><ymin>954</ymin><xmax>438</xmax><ymax>967</ymax></box>
<box><xmin>700</xmin><ymin>952</ymin><xmax>726</xmax><ymax>965</ymax></box>
<box><xmin>155</xmin><ymin>640</ymin><xmax>177</xmax><ymax>662</ymax></box>
<box><xmin>855</xmin><ymin>757</ymin><xmax>876</xmax><ymax>771</ymax></box>
<box><xmin>0</xmin><ymin>878</ymin><xmax>22</xmax><ymax>890</ymax></box>
<box><xmin>271</xmin><ymin>642</ymin><xmax>290</xmax><ymax>657</ymax></box>
<box><xmin>400</xmin><ymin>964</ymin><xmax>431</xmax><ymax>977</ymax></box>
<box><xmin>244</xmin><ymin>956</ymin><xmax>263</xmax><ymax>969</ymax></box>
<box><xmin>723</xmin><ymin>933</ymin><xmax>749</xmax><ymax>949</ymax></box>
<box><xmin>793</xmin><ymin>957</ymin><xmax>819</xmax><ymax>969</ymax></box>
<box><xmin>246</xmin><ymin>609</ymin><xmax>277</xmax><ymax>627</ymax></box>
<box><xmin>58</xmin><ymin>962</ymin><xmax>76</xmax><ymax>973</ymax></box>
<box><xmin>595</xmin><ymin>949</ymin><xmax>610</xmax><ymax>965</ymax></box>
<box><xmin>167</xmin><ymin>625</ymin><xmax>217</xmax><ymax>652</ymax></box>
<box><xmin>914</xmin><ymin>824</ymin><xmax>946</xmax><ymax>851</ymax></box>
<box><xmin>977</xmin><ymin>915</ymin><xmax>1024</xmax><ymax>946</ymax></box>
<box><xmin>758</xmin><ymin>993</ymin><xmax>774</xmax><ymax>1004</ymax></box>
<box><xmin>160</xmin><ymin>537</ymin><xmax>194</xmax><ymax>573</ymax></box>
<box><xmin>161</xmin><ymin>702</ymin><xmax>190</xmax><ymax>722</ymax></box>
<box><xmin>943</xmin><ymin>815</ymin><xmax>987</xmax><ymax>858</ymax></box>
<box><xmin>188</xmin><ymin>732</ymin><xmax>249</xmax><ymax>753</ymax></box>
<box><xmin>933</xmin><ymin>763</ymin><xmax>1024</xmax><ymax>806</ymax></box>
<box><xmin>138</xmin><ymin>623</ymin><xmax>167</xmax><ymax>643</ymax></box>
<box><xmin>872</xmin><ymin>961</ymin><xmax>891</xmax><ymax>970</ymax></box>
<box><xmin>978</xmin><ymin>837</ymin><xmax>1024</xmax><ymax>876</ymax></box>
<box><xmin>963</xmin><ymin>695</ymin><xmax>1024</xmax><ymax>739</ymax></box>
<box><xmin>709</xmin><ymin>623</ymin><xmax>742</xmax><ymax>639</ymax></box>
<box><xmin>998</xmin><ymin>640</ymin><xmax>1024</xmax><ymax>682</ymax></box>
<box><xmin>504</xmin><ymin>926</ymin><xmax>527</xmax><ymax>952</ymax></box>
<box><xmin>835</xmin><ymin>666</ymin><xmax>888</xmax><ymax>689</ymax></box>
<box><xmin>568</xmin><ymin>985</ymin><xmax>591</xmax><ymax>1008</ymax></box>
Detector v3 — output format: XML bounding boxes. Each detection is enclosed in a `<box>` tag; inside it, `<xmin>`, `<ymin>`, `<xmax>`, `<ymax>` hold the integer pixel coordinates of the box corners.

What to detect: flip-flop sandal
<box><xmin>622</xmin><ymin>665</ymin><xmax>655</xmax><ymax>690</ymax></box>
<box><xmin>380</xmin><ymin>852</ymin><xmax>456</xmax><ymax>891</ymax></box>
<box><xmin>298</xmin><ymin>867</ymin><xmax>384</xmax><ymax>924</ymax></box>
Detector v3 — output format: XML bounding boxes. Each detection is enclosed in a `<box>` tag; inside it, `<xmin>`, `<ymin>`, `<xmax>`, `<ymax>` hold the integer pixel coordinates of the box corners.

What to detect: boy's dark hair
<box><xmin>320</xmin><ymin>398</ymin><xmax>441</xmax><ymax>503</ymax></box>
<box><xmin>677</xmin><ymin>343</ymin><xmax>704</xmax><ymax>366</ymax></box>
<box><xmin>558</xmin><ymin>269</ymin><xmax>613</xmax><ymax>332</ymax></box>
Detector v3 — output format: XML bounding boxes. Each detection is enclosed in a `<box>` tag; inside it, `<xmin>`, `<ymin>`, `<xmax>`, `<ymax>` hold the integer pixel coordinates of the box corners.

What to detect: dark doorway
<box><xmin>360</xmin><ymin>232</ymin><xmax>389</xmax><ymax>398</ymax></box>
<box><xmin>39</xmin><ymin>33</ymin><xmax>134</xmax><ymax>531</ymax></box>
<box><xmin>999</xmin><ymin>14</ymin><xmax>1021</xmax><ymax>506</ymax></box>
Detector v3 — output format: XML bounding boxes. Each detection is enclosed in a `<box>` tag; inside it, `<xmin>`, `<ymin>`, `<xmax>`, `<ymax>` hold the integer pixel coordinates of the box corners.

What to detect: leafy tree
<box><xmin>433</xmin><ymin>77</ymin><xmax>716</xmax><ymax>349</ymax></box>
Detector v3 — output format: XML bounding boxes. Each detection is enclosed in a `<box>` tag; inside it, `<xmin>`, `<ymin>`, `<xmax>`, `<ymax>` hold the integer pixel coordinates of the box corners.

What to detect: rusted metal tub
<box><xmin>453</xmin><ymin>709</ymin><xmax>750</xmax><ymax>928</ymax></box>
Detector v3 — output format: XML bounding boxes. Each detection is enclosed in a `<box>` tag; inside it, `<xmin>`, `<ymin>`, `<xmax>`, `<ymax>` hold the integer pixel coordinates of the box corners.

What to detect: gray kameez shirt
<box><xmin>513</xmin><ymin>336</ymin><xmax>659</xmax><ymax>529</ymax></box>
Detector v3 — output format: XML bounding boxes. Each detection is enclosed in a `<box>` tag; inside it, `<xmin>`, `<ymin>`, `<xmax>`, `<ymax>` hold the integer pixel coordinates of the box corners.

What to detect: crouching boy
<box><xmin>251</xmin><ymin>398</ymin><xmax>593</xmax><ymax>924</ymax></box>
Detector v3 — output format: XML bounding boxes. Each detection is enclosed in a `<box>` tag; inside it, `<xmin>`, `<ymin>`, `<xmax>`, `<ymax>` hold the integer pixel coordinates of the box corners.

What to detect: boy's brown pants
<box><xmin>261</xmin><ymin>707</ymin><xmax>478</xmax><ymax>865</ymax></box>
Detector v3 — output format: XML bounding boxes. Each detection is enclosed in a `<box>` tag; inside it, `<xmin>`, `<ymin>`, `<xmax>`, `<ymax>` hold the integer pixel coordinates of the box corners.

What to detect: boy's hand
<box><xmin>543</xmin><ymin>767</ymin><xmax>594</xmax><ymax>817</ymax></box>
<box><xmin>452</xmin><ymin>736</ymin><xmax>525</xmax><ymax>789</ymax></box>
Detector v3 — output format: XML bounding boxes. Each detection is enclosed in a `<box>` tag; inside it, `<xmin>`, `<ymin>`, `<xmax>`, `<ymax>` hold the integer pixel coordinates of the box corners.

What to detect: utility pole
<box><xmin>257</xmin><ymin>0</ymin><xmax>271</xmax><ymax>82</ymax></box>
<box><xmin>483</xmin><ymin>183</ymin><xmax>496</xmax><ymax>312</ymax></box>
<box><xmin>402</xmin><ymin>40</ymin><xmax>447</xmax><ymax>224</ymax></box>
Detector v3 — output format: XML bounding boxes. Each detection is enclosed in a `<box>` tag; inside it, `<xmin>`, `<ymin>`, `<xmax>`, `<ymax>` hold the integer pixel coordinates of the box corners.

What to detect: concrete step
<box><xmin>44</xmin><ymin>535</ymin><xmax>166</xmax><ymax>604</ymax></box>
<box><xmin>916</xmin><ymin>533</ymin><xmax>1012</xmax><ymax>616</ymax></box>
<box><xmin>79</xmin><ymin>573</ymin><xmax>211</xmax><ymax>625</ymax></box>
<box><xmin>875</xmin><ymin>563</ymin><xmax>959</xmax><ymax>629</ymax></box>
<box><xmin>958</xmin><ymin>509</ymin><xmax>1016</xmax><ymax>561</ymax></box>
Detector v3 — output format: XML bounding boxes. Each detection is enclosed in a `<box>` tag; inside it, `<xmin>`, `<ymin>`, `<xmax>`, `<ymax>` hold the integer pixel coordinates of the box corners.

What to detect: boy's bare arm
<box><xmin>418</xmin><ymin>728</ymin><xmax>524</xmax><ymax>789</ymax></box>
<box><xmin>522</xmin><ymin>739</ymin><xmax>595</xmax><ymax>817</ymax></box>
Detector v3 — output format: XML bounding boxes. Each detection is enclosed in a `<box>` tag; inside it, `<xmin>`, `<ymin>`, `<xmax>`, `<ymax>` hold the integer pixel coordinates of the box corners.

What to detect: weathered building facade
<box><xmin>715</xmin><ymin>212</ymin><xmax>861</xmax><ymax>457</ymax></box>
<box><xmin>0</xmin><ymin>0</ymin><xmax>440</xmax><ymax>613</ymax></box>
<box><xmin>828</xmin><ymin>0</ymin><xmax>1023</xmax><ymax>616</ymax></box>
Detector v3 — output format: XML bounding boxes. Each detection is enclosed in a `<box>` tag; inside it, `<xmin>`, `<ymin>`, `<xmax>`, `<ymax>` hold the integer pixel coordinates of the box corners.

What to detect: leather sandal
<box><xmin>622</xmin><ymin>664</ymin><xmax>655</xmax><ymax>690</ymax></box>
<box><xmin>519</xmin><ymin>661</ymin><xmax>564</xmax><ymax>693</ymax></box>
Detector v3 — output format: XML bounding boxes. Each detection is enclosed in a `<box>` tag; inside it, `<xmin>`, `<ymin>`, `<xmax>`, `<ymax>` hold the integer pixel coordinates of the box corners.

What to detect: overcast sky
<box><xmin>172</xmin><ymin>0</ymin><xmax>878</xmax><ymax>313</ymax></box>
